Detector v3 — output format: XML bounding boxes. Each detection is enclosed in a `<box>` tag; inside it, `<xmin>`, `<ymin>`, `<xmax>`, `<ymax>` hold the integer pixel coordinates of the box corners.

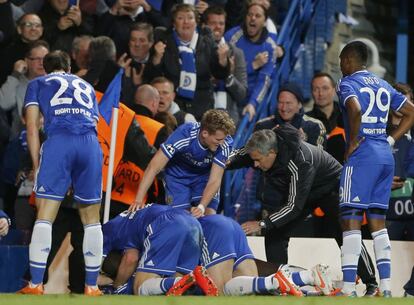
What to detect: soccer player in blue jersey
<box><xmin>130</xmin><ymin>109</ymin><xmax>235</xmax><ymax>217</ymax></box>
<box><xmin>19</xmin><ymin>51</ymin><xmax>104</xmax><ymax>296</ymax></box>
<box><xmin>168</xmin><ymin>214</ymin><xmax>332</xmax><ymax>296</ymax></box>
<box><xmin>336</xmin><ymin>41</ymin><xmax>414</xmax><ymax>296</ymax></box>
<box><xmin>101</xmin><ymin>204</ymin><xmax>218</xmax><ymax>295</ymax></box>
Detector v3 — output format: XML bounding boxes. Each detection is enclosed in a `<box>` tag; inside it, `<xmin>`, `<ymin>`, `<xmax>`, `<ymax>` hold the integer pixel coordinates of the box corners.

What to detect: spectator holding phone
<box><xmin>122</xmin><ymin>22</ymin><xmax>154</xmax><ymax>107</ymax></box>
<box><xmin>0</xmin><ymin>40</ymin><xmax>49</xmax><ymax>138</ymax></box>
<box><xmin>38</xmin><ymin>0</ymin><xmax>94</xmax><ymax>53</ymax></box>
<box><xmin>144</xmin><ymin>3</ymin><xmax>229</xmax><ymax>120</ymax></box>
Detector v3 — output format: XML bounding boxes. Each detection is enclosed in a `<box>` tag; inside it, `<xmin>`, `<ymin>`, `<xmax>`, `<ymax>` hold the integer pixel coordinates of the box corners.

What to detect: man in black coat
<box><xmin>227</xmin><ymin>124</ymin><xmax>379</xmax><ymax>294</ymax></box>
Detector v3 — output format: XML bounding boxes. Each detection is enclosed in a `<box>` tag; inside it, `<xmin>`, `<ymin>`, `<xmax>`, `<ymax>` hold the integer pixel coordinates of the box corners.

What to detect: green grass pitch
<box><xmin>1</xmin><ymin>295</ymin><xmax>413</xmax><ymax>305</ymax></box>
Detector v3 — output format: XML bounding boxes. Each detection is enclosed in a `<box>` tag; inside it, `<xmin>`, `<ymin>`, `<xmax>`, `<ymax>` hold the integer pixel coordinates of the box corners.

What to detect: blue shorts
<box><xmin>35</xmin><ymin>133</ymin><xmax>103</xmax><ymax>204</ymax></box>
<box><xmin>164</xmin><ymin>174</ymin><xmax>219</xmax><ymax>211</ymax></box>
<box><xmin>339</xmin><ymin>162</ymin><xmax>394</xmax><ymax>210</ymax></box>
<box><xmin>137</xmin><ymin>209</ymin><xmax>203</xmax><ymax>276</ymax></box>
<box><xmin>199</xmin><ymin>215</ymin><xmax>254</xmax><ymax>269</ymax></box>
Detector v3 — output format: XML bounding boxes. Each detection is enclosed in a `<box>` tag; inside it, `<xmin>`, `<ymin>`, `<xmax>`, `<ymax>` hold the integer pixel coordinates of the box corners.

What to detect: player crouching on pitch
<box><xmin>160</xmin><ymin>214</ymin><xmax>336</xmax><ymax>296</ymax></box>
<box><xmin>99</xmin><ymin>204</ymin><xmax>218</xmax><ymax>296</ymax></box>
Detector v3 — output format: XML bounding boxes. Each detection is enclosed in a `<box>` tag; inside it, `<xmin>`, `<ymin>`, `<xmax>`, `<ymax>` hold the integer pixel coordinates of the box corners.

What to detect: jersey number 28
<box><xmin>46</xmin><ymin>76</ymin><xmax>94</xmax><ymax>109</ymax></box>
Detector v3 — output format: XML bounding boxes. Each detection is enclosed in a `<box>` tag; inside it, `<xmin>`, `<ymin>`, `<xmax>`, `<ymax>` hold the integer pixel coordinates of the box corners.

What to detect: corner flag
<box><xmin>98</xmin><ymin>68</ymin><xmax>123</xmax><ymax>125</ymax></box>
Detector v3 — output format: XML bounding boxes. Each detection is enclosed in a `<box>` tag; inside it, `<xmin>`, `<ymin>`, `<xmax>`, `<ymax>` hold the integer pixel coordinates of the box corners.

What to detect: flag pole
<box><xmin>103</xmin><ymin>107</ymin><xmax>119</xmax><ymax>224</ymax></box>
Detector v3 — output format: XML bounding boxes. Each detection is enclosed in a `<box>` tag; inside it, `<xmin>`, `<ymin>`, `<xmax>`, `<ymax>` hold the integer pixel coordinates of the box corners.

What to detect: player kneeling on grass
<box><xmin>100</xmin><ymin>204</ymin><xmax>218</xmax><ymax>295</ymax></box>
<box><xmin>169</xmin><ymin>215</ymin><xmax>335</xmax><ymax>296</ymax></box>
<box><xmin>168</xmin><ymin>215</ymin><xmax>334</xmax><ymax>296</ymax></box>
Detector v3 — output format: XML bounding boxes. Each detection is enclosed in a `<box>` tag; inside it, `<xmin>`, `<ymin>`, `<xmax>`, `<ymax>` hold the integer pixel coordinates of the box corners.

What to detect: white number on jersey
<box><xmin>360</xmin><ymin>87</ymin><xmax>390</xmax><ymax>124</ymax></box>
<box><xmin>47</xmin><ymin>76</ymin><xmax>94</xmax><ymax>109</ymax></box>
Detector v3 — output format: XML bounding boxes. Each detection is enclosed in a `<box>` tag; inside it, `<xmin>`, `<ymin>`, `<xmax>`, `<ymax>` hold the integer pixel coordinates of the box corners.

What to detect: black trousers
<box><xmin>404</xmin><ymin>266</ymin><xmax>414</xmax><ymax>295</ymax></box>
<box><xmin>264</xmin><ymin>190</ymin><xmax>377</xmax><ymax>286</ymax></box>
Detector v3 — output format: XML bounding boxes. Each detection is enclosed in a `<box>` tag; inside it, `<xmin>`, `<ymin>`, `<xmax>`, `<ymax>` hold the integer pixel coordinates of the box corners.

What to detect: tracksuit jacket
<box><xmin>227</xmin><ymin>123</ymin><xmax>342</xmax><ymax>230</ymax></box>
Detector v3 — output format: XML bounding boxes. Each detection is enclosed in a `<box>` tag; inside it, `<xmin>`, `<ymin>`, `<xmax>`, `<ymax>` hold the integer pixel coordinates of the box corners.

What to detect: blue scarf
<box><xmin>173</xmin><ymin>29</ymin><xmax>198</xmax><ymax>100</ymax></box>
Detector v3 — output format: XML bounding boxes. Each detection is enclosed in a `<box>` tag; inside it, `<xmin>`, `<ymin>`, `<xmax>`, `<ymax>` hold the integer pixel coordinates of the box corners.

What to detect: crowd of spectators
<box><xmin>0</xmin><ymin>0</ymin><xmax>413</xmax><ymax>296</ymax></box>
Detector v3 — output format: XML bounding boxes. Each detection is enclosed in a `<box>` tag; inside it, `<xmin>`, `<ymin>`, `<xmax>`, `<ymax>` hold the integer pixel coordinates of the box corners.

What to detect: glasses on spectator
<box><xmin>27</xmin><ymin>57</ymin><xmax>44</xmax><ymax>62</ymax></box>
<box><xmin>20</xmin><ymin>22</ymin><xmax>42</xmax><ymax>29</ymax></box>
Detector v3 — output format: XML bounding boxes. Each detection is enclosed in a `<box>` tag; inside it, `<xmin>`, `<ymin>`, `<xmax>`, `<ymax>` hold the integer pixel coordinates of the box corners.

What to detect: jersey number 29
<box><xmin>360</xmin><ymin>87</ymin><xmax>390</xmax><ymax>124</ymax></box>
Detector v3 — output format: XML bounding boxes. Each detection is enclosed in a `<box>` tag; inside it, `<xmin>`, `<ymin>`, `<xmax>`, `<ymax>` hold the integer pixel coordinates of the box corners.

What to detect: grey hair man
<box><xmin>227</xmin><ymin>124</ymin><xmax>378</xmax><ymax>291</ymax></box>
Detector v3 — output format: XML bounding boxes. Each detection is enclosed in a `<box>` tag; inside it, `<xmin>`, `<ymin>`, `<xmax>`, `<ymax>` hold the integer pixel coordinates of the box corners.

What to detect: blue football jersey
<box><xmin>160</xmin><ymin>122</ymin><xmax>233</xmax><ymax>178</ymax></box>
<box><xmin>337</xmin><ymin>70</ymin><xmax>406</xmax><ymax>164</ymax></box>
<box><xmin>102</xmin><ymin>204</ymin><xmax>171</xmax><ymax>256</ymax></box>
<box><xmin>24</xmin><ymin>72</ymin><xmax>99</xmax><ymax>136</ymax></box>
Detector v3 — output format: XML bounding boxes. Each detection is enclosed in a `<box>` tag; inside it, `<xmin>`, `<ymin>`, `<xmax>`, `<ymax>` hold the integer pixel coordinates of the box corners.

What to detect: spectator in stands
<box><xmin>151</xmin><ymin>76</ymin><xmax>196</xmax><ymax>126</ymax></box>
<box><xmin>0</xmin><ymin>40</ymin><xmax>49</xmax><ymax>139</ymax></box>
<box><xmin>307</xmin><ymin>72</ymin><xmax>344</xmax><ymax>162</ymax></box>
<box><xmin>97</xmin><ymin>0</ymin><xmax>165</xmax><ymax>56</ymax></box>
<box><xmin>203</xmin><ymin>5</ymin><xmax>247</xmax><ymax>124</ymax></box>
<box><xmin>70</xmin><ymin>35</ymin><xmax>92</xmax><ymax>77</ymax></box>
<box><xmin>144</xmin><ymin>3</ymin><xmax>229</xmax><ymax>120</ymax></box>
<box><xmin>128</xmin><ymin>22</ymin><xmax>153</xmax><ymax>68</ymax></box>
<box><xmin>224</xmin><ymin>3</ymin><xmax>278</xmax><ymax>121</ymax></box>
<box><xmin>131</xmin><ymin>84</ymin><xmax>169</xmax><ymax>149</ymax></box>
<box><xmin>122</xmin><ymin>22</ymin><xmax>154</xmax><ymax>107</ymax></box>
<box><xmin>246</xmin><ymin>0</ymin><xmax>278</xmax><ymax>39</ymax></box>
<box><xmin>1</xmin><ymin>122</ymin><xmax>38</xmax><ymax>244</ymax></box>
<box><xmin>143</xmin><ymin>0</ymin><xmax>209</xmax><ymax>28</ymax></box>
<box><xmin>0</xmin><ymin>13</ymin><xmax>43</xmax><ymax>85</ymax></box>
<box><xmin>0</xmin><ymin>41</ymin><xmax>48</xmax><ymax>228</ymax></box>
<box><xmin>0</xmin><ymin>0</ymin><xmax>16</xmax><ymax>48</ymax></box>
<box><xmin>83</xmin><ymin>36</ymin><xmax>124</xmax><ymax>93</ymax></box>
<box><xmin>154</xmin><ymin>111</ymin><xmax>178</xmax><ymax>134</ymax></box>
<box><xmin>38</xmin><ymin>0</ymin><xmax>94</xmax><ymax>53</ymax></box>
<box><xmin>256</xmin><ymin>83</ymin><xmax>326</xmax><ymax>147</ymax></box>
<box><xmin>0</xmin><ymin>209</ymin><xmax>11</xmax><ymax>237</ymax></box>
<box><xmin>225</xmin><ymin>0</ymin><xmax>279</xmax><ymax>33</ymax></box>
<box><xmin>83</xmin><ymin>35</ymin><xmax>145</xmax><ymax>105</ymax></box>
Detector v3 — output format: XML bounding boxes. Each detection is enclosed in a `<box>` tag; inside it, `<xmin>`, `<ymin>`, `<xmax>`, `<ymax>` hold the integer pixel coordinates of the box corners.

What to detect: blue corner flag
<box><xmin>98</xmin><ymin>68</ymin><xmax>124</xmax><ymax>125</ymax></box>
<box><xmin>147</xmin><ymin>0</ymin><xmax>163</xmax><ymax>11</ymax></box>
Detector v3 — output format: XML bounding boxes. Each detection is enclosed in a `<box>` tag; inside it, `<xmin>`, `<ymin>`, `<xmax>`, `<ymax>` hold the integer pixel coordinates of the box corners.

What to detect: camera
<box><xmin>130</xmin><ymin>61</ymin><xmax>143</xmax><ymax>74</ymax></box>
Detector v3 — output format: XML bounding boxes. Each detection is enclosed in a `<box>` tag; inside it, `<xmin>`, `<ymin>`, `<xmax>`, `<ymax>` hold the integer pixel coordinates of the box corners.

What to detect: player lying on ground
<box><xmin>102</xmin><ymin>213</ymin><xmax>335</xmax><ymax>296</ymax></box>
<box><xmin>101</xmin><ymin>204</ymin><xmax>218</xmax><ymax>295</ymax></box>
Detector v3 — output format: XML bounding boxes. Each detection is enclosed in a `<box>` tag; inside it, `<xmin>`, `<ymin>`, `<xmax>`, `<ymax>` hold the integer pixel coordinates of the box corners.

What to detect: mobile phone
<box><xmin>130</xmin><ymin>61</ymin><xmax>142</xmax><ymax>73</ymax></box>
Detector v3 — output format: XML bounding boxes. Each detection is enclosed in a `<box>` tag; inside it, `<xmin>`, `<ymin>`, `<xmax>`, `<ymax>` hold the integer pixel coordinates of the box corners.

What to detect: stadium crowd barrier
<box><xmin>2</xmin><ymin>235</ymin><xmax>413</xmax><ymax>296</ymax></box>
<box><xmin>248</xmin><ymin>236</ymin><xmax>414</xmax><ymax>297</ymax></box>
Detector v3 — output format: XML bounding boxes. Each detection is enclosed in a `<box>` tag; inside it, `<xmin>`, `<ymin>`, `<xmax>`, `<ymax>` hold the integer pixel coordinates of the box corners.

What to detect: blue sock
<box><xmin>160</xmin><ymin>278</ymin><xmax>176</xmax><ymax>293</ymax></box>
<box><xmin>292</xmin><ymin>272</ymin><xmax>306</xmax><ymax>286</ymax></box>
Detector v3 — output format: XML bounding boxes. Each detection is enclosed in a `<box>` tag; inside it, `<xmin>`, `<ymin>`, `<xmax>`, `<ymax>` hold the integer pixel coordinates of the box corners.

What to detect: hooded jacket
<box><xmin>227</xmin><ymin>123</ymin><xmax>342</xmax><ymax>229</ymax></box>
